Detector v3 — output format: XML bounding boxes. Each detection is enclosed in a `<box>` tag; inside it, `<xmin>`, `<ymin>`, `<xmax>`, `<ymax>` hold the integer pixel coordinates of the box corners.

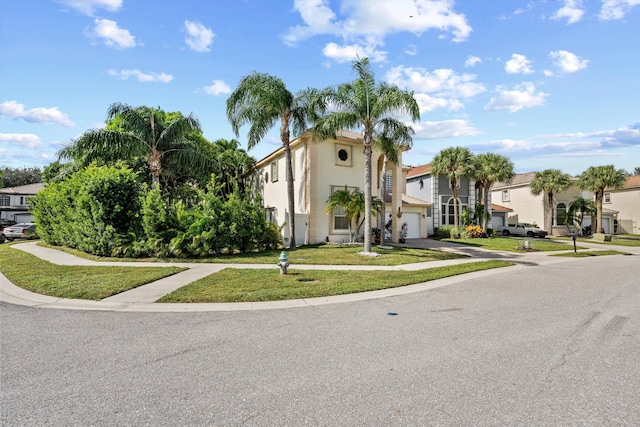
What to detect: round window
<box><xmin>338</xmin><ymin>149</ymin><xmax>349</xmax><ymax>161</ymax></box>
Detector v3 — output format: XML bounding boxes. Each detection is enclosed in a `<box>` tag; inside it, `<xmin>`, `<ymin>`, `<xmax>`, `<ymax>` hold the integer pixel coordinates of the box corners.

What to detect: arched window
<box><xmin>555</xmin><ymin>202</ymin><xmax>568</xmax><ymax>226</ymax></box>
<box><xmin>441</xmin><ymin>197</ymin><xmax>465</xmax><ymax>226</ymax></box>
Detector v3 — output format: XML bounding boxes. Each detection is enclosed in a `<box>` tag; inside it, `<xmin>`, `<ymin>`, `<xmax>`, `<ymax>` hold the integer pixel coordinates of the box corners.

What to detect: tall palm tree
<box><xmin>471</xmin><ymin>153</ymin><xmax>514</xmax><ymax>235</ymax></box>
<box><xmin>227</xmin><ymin>73</ymin><xmax>324</xmax><ymax>248</ymax></box>
<box><xmin>529</xmin><ymin>169</ymin><xmax>572</xmax><ymax>236</ymax></box>
<box><xmin>431</xmin><ymin>146</ymin><xmax>474</xmax><ymax>237</ymax></box>
<box><xmin>577</xmin><ymin>165</ymin><xmax>627</xmax><ymax>233</ymax></box>
<box><xmin>312</xmin><ymin>57</ymin><xmax>420</xmax><ymax>253</ymax></box>
<box><xmin>58</xmin><ymin>103</ymin><xmax>204</xmax><ymax>187</ymax></box>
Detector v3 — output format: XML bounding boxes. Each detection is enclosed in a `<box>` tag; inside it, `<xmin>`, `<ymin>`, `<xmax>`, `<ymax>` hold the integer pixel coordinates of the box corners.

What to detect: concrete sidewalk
<box><xmin>2</xmin><ymin>239</ymin><xmax>636</xmax><ymax>312</ymax></box>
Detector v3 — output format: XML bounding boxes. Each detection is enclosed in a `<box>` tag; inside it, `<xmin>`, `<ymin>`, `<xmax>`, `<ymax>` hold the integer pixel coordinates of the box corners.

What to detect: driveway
<box><xmin>2</xmin><ymin>253</ymin><xmax>638</xmax><ymax>425</ymax></box>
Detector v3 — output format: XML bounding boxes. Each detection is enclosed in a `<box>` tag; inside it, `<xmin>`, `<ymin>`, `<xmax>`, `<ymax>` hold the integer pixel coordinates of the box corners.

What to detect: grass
<box><xmin>0</xmin><ymin>243</ymin><xmax>186</xmax><ymax>300</ymax></box>
<box><xmin>38</xmin><ymin>242</ymin><xmax>467</xmax><ymax>266</ymax></box>
<box><xmin>158</xmin><ymin>260</ymin><xmax>514</xmax><ymax>303</ymax></box>
<box><xmin>550</xmin><ymin>250</ymin><xmax>630</xmax><ymax>257</ymax></box>
<box><xmin>440</xmin><ymin>236</ymin><xmax>582</xmax><ymax>252</ymax></box>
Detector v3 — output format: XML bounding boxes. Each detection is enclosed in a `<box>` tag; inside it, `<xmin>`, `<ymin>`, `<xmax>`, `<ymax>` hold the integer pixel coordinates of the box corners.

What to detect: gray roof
<box><xmin>0</xmin><ymin>183</ymin><xmax>45</xmax><ymax>195</ymax></box>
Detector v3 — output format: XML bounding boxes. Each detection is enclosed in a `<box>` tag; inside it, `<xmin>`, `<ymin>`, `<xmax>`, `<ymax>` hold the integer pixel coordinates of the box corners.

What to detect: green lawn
<box><xmin>158</xmin><ymin>260</ymin><xmax>514</xmax><ymax>303</ymax></box>
<box><xmin>39</xmin><ymin>242</ymin><xmax>467</xmax><ymax>265</ymax></box>
<box><xmin>550</xmin><ymin>250</ymin><xmax>629</xmax><ymax>257</ymax></box>
<box><xmin>441</xmin><ymin>236</ymin><xmax>582</xmax><ymax>252</ymax></box>
<box><xmin>0</xmin><ymin>243</ymin><xmax>186</xmax><ymax>300</ymax></box>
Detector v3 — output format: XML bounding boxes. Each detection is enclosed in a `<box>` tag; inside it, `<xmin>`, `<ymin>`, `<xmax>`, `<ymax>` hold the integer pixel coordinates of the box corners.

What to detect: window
<box><xmin>271</xmin><ymin>161</ymin><xmax>279</xmax><ymax>182</ymax></box>
<box><xmin>0</xmin><ymin>196</ymin><xmax>9</xmax><ymax>207</ymax></box>
<box><xmin>604</xmin><ymin>193</ymin><xmax>611</xmax><ymax>203</ymax></box>
<box><xmin>19</xmin><ymin>196</ymin><xmax>25</xmax><ymax>205</ymax></box>
<box><xmin>265</xmin><ymin>207</ymin><xmax>276</xmax><ymax>223</ymax></box>
<box><xmin>330</xmin><ymin>185</ymin><xmax>358</xmax><ymax>231</ymax></box>
<box><xmin>502</xmin><ymin>190</ymin><xmax>510</xmax><ymax>202</ymax></box>
<box><xmin>449</xmin><ymin>178</ymin><xmax>460</xmax><ymax>189</ymax></box>
<box><xmin>440</xmin><ymin>197</ymin><xmax>465</xmax><ymax>226</ymax></box>
<box><xmin>555</xmin><ymin>202</ymin><xmax>568</xmax><ymax>226</ymax></box>
<box><xmin>335</xmin><ymin>144</ymin><xmax>352</xmax><ymax>166</ymax></box>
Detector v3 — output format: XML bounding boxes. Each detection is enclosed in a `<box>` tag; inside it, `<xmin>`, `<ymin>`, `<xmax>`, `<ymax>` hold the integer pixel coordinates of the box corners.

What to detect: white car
<box><xmin>2</xmin><ymin>223</ymin><xmax>38</xmax><ymax>241</ymax></box>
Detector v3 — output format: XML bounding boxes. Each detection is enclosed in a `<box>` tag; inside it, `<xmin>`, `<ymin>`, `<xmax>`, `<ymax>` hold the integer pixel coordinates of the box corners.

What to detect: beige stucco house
<box><xmin>491</xmin><ymin>172</ymin><xmax>621</xmax><ymax>236</ymax></box>
<box><xmin>252</xmin><ymin>130</ymin><xmax>429</xmax><ymax>246</ymax></box>
<box><xmin>605</xmin><ymin>174</ymin><xmax>640</xmax><ymax>234</ymax></box>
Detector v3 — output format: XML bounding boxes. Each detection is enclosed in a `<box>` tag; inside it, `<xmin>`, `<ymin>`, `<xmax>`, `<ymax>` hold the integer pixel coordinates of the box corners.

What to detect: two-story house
<box><xmin>252</xmin><ymin>130</ymin><xmax>429</xmax><ymax>246</ymax></box>
<box><xmin>604</xmin><ymin>174</ymin><xmax>640</xmax><ymax>234</ymax></box>
<box><xmin>0</xmin><ymin>183</ymin><xmax>44</xmax><ymax>224</ymax></box>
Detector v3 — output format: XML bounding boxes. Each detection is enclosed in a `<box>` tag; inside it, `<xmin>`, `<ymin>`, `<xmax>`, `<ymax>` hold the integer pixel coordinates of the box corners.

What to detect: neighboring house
<box><xmin>491</xmin><ymin>173</ymin><xmax>620</xmax><ymax>236</ymax></box>
<box><xmin>605</xmin><ymin>174</ymin><xmax>640</xmax><ymax>234</ymax></box>
<box><xmin>252</xmin><ymin>130</ymin><xmax>428</xmax><ymax>246</ymax></box>
<box><xmin>405</xmin><ymin>163</ymin><xmax>479</xmax><ymax>236</ymax></box>
<box><xmin>0</xmin><ymin>183</ymin><xmax>44</xmax><ymax>224</ymax></box>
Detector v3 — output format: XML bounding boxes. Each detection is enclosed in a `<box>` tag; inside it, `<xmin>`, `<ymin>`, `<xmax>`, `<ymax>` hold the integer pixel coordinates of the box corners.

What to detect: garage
<box><xmin>402</xmin><ymin>212</ymin><xmax>421</xmax><ymax>239</ymax></box>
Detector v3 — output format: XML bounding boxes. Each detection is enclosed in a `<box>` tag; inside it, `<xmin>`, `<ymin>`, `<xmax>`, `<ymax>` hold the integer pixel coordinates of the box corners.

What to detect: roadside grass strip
<box><xmin>158</xmin><ymin>260</ymin><xmax>514</xmax><ymax>303</ymax></box>
<box><xmin>441</xmin><ymin>237</ymin><xmax>584</xmax><ymax>252</ymax></box>
<box><xmin>38</xmin><ymin>242</ymin><xmax>466</xmax><ymax>266</ymax></box>
<box><xmin>550</xmin><ymin>250</ymin><xmax>630</xmax><ymax>257</ymax></box>
<box><xmin>0</xmin><ymin>244</ymin><xmax>186</xmax><ymax>300</ymax></box>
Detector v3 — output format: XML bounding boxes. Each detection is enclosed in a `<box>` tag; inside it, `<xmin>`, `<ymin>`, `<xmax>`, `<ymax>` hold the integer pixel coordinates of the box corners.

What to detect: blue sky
<box><xmin>1</xmin><ymin>0</ymin><xmax>639</xmax><ymax>176</ymax></box>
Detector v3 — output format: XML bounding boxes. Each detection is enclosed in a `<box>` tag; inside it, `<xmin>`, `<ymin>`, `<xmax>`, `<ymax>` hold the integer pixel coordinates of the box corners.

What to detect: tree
<box><xmin>471</xmin><ymin>153</ymin><xmax>514</xmax><ymax>235</ymax></box>
<box><xmin>529</xmin><ymin>169</ymin><xmax>572</xmax><ymax>236</ymax></box>
<box><xmin>312</xmin><ymin>57</ymin><xmax>420</xmax><ymax>252</ymax></box>
<box><xmin>567</xmin><ymin>196</ymin><xmax>596</xmax><ymax>231</ymax></box>
<box><xmin>227</xmin><ymin>72</ymin><xmax>323</xmax><ymax>248</ymax></box>
<box><xmin>431</xmin><ymin>147</ymin><xmax>474</xmax><ymax>237</ymax></box>
<box><xmin>0</xmin><ymin>166</ymin><xmax>42</xmax><ymax>188</ymax></box>
<box><xmin>326</xmin><ymin>187</ymin><xmax>383</xmax><ymax>243</ymax></box>
<box><xmin>577</xmin><ymin>165</ymin><xmax>627</xmax><ymax>233</ymax></box>
<box><xmin>633</xmin><ymin>166</ymin><xmax>640</xmax><ymax>176</ymax></box>
<box><xmin>58</xmin><ymin>103</ymin><xmax>206</xmax><ymax>187</ymax></box>
<box><xmin>374</xmin><ymin>132</ymin><xmax>407</xmax><ymax>246</ymax></box>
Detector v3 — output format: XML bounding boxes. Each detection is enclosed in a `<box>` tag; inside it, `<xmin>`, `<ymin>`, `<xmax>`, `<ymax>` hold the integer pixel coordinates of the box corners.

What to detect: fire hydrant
<box><xmin>278</xmin><ymin>251</ymin><xmax>289</xmax><ymax>275</ymax></box>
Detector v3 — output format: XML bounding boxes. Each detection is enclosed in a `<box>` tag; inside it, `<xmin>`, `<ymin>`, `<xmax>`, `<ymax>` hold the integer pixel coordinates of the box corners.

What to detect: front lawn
<box><xmin>440</xmin><ymin>236</ymin><xmax>582</xmax><ymax>252</ymax></box>
<box><xmin>38</xmin><ymin>242</ymin><xmax>467</xmax><ymax>265</ymax></box>
<box><xmin>158</xmin><ymin>260</ymin><xmax>514</xmax><ymax>303</ymax></box>
<box><xmin>0</xmin><ymin>243</ymin><xmax>186</xmax><ymax>300</ymax></box>
<box><xmin>550</xmin><ymin>250</ymin><xmax>629</xmax><ymax>257</ymax></box>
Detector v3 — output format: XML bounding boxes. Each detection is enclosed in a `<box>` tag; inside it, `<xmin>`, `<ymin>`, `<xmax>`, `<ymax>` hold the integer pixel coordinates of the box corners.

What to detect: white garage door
<box><xmin>403</xmin><ymin>213</ymin><xmax>421</xmax><ymax>238</ymax></box>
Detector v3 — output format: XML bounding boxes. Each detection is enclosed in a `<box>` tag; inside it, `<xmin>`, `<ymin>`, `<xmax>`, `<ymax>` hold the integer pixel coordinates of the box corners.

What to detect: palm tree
<box><xmin>312</xmin><ymin>57</ymin><xmax>420</xmax><ymax>253</ymax></box>
<box><xmin>529</xmin><ymin>169</ymin><xmax>572</xmax><ymax>236</ymax></box>
<box><xmin>567</xmin><ymin>196</ymin><xmax>596</xmax><ymax>232</ymax></box>
<box><xmin>471</xmin><ymin>153</ymin><xmax>514</xmax><ymax>235</ymax></box>
<box><xmin>227</xmin><ymin>73</ymin><xmax>324</xmax><ymax>248</ymax></box>
<box><xmin>431</xmin><ymin>146</ymin><xmax>474</xmax><ymax>237</ymax></box>
<box><xmin>577</xmin><ymin>165</ymin><xmax>627</xmax><ymax>233</ymax></box>
<box><xmin>326</xmin><ymin>187</ymin><xmax>383</xmax><ymax>243</ymax></box>
<box><xmin>58</xmin><ymin>103</ymin><xmax>204</xmax><ymax>187</ymax></box>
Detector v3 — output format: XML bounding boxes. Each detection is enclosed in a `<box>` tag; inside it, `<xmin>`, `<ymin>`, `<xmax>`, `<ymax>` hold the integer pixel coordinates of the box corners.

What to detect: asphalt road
<box><xmin>2</xmin><ymin>254</ymin><xmax>639</xmax><ymax>426</ymax></box>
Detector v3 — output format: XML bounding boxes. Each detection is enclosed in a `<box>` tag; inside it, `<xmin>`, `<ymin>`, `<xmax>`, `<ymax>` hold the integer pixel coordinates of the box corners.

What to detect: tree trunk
<box><xmin>281</xmin><ymin>120</ymin><xmax>296</xmax><ymax>248</ymax></box>
<box><xmin>596</xmin><ymin>190</ymin><xmax>604</xmax><ymax>233</ymax></box>
<box><xmin>363</xmin><ymin>135</ymin><xmax>373</xmax><ymax>253</ymax></box>
<box><xmin>546</xmin><ymin>192</ymin><xmax>554</xmax><ymax>236</ymax></box>
<box><xmin>483</xmin><ymin>182</ymin><xmax>490</xmax><ymax>234</ymax></box>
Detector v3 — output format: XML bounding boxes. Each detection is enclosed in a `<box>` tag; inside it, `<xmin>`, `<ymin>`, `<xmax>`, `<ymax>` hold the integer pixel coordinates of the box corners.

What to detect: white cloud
<box><xmin>0</xmin><ymin>100</ymin><xmax>75</xmax><ymax>127</ymax></box>
<box><xmin>203</xmin><ymin>80</ymin><xmax>231</xmax><ymax>96</ymax></box>
<box><xmin>551</xmin><ymin>0</ymin><xmax>584</xmax><ymax>24</ymax></box>
<box><xmin>57</xmin><ymin>0</ymin><xmax>122</xmax><ymax>16</ymax></box>
<box><xmin>549</xmin><ymin>50</ymin><xmax>589</xmax><ymax>73</ymax></box>
<box><xmin>505</xmin><ymin>54</ymin><xmax>533</xmax><ymax>74</ymax></box>
<box><xmin>413</xmin><ymin>120</ymin><xmax>481</xmax><ymax>139</ymax></box>
<box><xmin>322</xmin><ymin>42</ymin><xmax>387</xmax><ymax>63</ymax></box>
<box><xmin>404</xmin><ymin>44</ymin><xmax>418</xmax><ymax>56</ymax></box>
<box><xmin>0</xmin><ymin>133</ymin><xmax>43</xmax><ymax>148</ymax></box>
<box><xmin>484</xmin><ymin>82</ymin><xmax>547</xmax><ymax>113</ymax></box>
<box><xmin>184</xmin><ymin>21</ymin><xmax>215</xmax><ymax>53</ymax></box>
<box><xmin>599</xmin><ymin>0</ymin><xmax>640</xmax><ymax>20</ymax></box>
<box><xmin>107</xmin><ymin>69</ymin><xmax>173</xmax><ymax>83</ymax></box>
<box><xmin>386</xmin><ymin>66</ymin><xmax>486</xmax><ymax>98</ymax></box>
<box><xmin>283</xmin><ymin>0</ymin><xmax>471</xmax><ymax>62</ymax></box>
<box><xmin>88</xmin><ymin>18</ymin><xmax>136</xmax><ymax>49</ymax></box>
<box><xmin>464</xmin><ymin>55</ymin><xmax>481</xmax><ymax>68</ymax></box>
<box><xmin>413</xmin><ymin>93</ymin><xmax>464</xmax><ymax>113</ymax></box>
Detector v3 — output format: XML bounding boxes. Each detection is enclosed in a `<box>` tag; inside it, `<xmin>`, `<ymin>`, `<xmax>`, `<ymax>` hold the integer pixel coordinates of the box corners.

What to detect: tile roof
<box><xmin>490</xmin><ymin>203</ymin><xmax>513</xmax><ymax>212</ymax></box>
<box><xmin>618</xmin><ymin>174</ymin><xmax>640</xmax><ymax>189</ymax></box>
<box><xmin>406</xmin><ymin>163</ymin><xmax>431</xmax><ymax>178</ymax></box>
<box><xmin>0</xmin><ymin>183</ymin><xmax>45</xmax><ymax>195</ymax></box>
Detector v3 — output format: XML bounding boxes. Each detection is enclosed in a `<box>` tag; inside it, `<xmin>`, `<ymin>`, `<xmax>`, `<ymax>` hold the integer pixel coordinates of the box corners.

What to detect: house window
<box><xmin>604</xmin><ymin>193</ymin><xmax>611</xmax><ymax>203</ymax></box>
<box><xmin>330</xmin><ymin>185</ymin><xmax>358</xmax><ymax>231</ymax></box>
<box><xmin>385</xmin><ymin>172</ymin><xmax>392</xmax><ymax>190</ymax></box>
<box><xmin>555</xmin><ymin>202</ymin><xmax>568</xmax><ymax>226</ymax></box>
<box><xmin>265</xmin><ymin>207</ymin><xmax>276</xmax><ymax>223</ymax></box>
<box><xmin>449</xmin><ymin>178</ymin><xmax>460</xmax><ymax>189</ymax></box>
<box><xmin>502</xmin><ymin>190</ymin><xmax>510</xmax><ymax>202</ymax></box>
<box><xmin>0</xmin><ymin>196</ymin><xmax>9</xmax><ymax>207</ymax></box>
<box><xmin>271</xmin><ymin>161</ymin><xmax>279</xmax><ymax>182</ymax></box>
<box><xmin>335</xmin><ymin>144</ymin><xmax>352</xmax><ymax>167</ymax></box>
<box><xmin>19</xmin><ymin>196</ymin><xmax>25</xmax><ymax>205</ymax></box>
<box><xmin>441</xmin><ymin>197</ymin><xmax>465</xmax><ymax>226</ymax></box>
